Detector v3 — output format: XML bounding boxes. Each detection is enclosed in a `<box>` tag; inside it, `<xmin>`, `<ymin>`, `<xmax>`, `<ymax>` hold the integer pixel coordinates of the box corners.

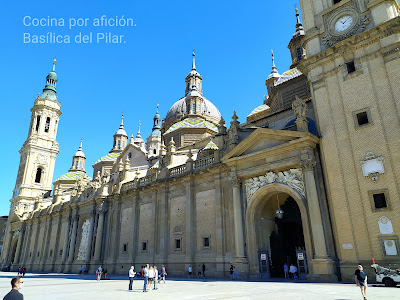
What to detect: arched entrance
<box><xmin>246</xmin><ymin>183</ymin><xmax>313</xmax><ymax>278</ymax></box>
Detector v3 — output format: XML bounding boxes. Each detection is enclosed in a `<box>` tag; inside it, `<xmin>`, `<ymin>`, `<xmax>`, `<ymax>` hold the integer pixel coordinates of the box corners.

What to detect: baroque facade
<box><xmin>1</xmin><ymin>0</ymin><xmax>400</xmax><ymax>281</ymax></box>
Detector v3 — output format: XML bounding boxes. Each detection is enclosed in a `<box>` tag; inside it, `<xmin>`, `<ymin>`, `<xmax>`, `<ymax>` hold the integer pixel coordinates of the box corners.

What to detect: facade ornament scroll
<box><xmin>360</xmin><ymin>151</ymin><xmax>384</xmax><ymax>181</ymax></box>
<box><xmin>245</xmin><ymin>168</ymin><xmax>305</xmax><ymax>202</ymax></box>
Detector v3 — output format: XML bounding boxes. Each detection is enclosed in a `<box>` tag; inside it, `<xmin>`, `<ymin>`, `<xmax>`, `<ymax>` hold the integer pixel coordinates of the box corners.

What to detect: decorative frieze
<box><xmin>245</xmin><ymin>168</ymin><xmax>305</xmax><ymax>202</ymax></box>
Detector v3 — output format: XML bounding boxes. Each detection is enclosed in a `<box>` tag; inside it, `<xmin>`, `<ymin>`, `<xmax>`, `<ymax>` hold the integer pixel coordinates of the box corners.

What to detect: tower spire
<box><xmin>192</xmin><ymin>49</ymin><xmax>196</xmax><ymax>70</ymax></box>
<box><xmin>136</xmin><ymin>121</ymin><xmax>142</xmax><ymax>139</ymax></box>
<box><xmin>268</xmin><ymin>50</ymin><xmax>280</xmax><ymax>78</ymax></box>
<box><xmin>53</xmin><ymin>57</ymin><xmax>56</xmax><ymax>71</ymax></box>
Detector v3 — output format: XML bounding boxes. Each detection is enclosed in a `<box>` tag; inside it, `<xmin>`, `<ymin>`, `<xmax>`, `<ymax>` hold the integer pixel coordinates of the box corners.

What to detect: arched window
<box><xmin>35</xmin><ymin>116</ymin><xmax>41</xmax><ymax>132</ymax></box>
<box><xmin>44</xmin><ymin>117</ymin><xmax>50</xmax><ymax>133</ymax></box>
<box><xmin>75</xmin><ymin>160</ymin><xmax>78</xmax><ymax>169</ymax></box>
<box><xmin>187</xmin><ymin>104</ymin><xmax>190</xmax><ymax>114</ymax></box>
<box><xmin>153</xmin><ymin>149</ymin><xmax>157</xmax><ymax>155</ymax></box>
<box><xmin>128</xmin><ymin>152</ymin><xmax>132</xmax><ymax>159</ymax></box>
<box><xmin>117</xmin><ymin>140</ymin><xmax>121</xmax><ymax>149</ymax></box>
<box><xmin>192</xmin><ymin>103</ymin><xmax>196</xmax><ymax>113</ymax></box>
<box><xmin>35</xmin><ymin>168</ymin><xmax>42</xmax><ymax>183</ymax></box>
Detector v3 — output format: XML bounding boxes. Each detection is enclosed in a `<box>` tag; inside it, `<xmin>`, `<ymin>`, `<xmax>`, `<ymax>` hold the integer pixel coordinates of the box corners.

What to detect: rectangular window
<box><xmin>373</xmin><ymin>193</ymin><xmax>387</xmax><ymax>209</ymax></box>
<box><xmin>117</xmin><ymin>140</ymin><xmax>121</xmax><ymax>149</ymax></box>
<box><xmin>202</xmin><ymin>235</ymin><xmax>210</xmax><ymax>249</ymax></box>
<box><xmin>59</xmin><ymin>249</ymin><xmax>62</xmax><ymax>256</ymax></box>
<box><xmin>356</xmin><ymin>111</ymin><xmax>369</xmax><ymax>126</ymax></box>
<box><xmin>369</xmin><ymin>189</ymin><xmax>390</xmax><ymax>211</ymax></box>
<box><xmin>49</xmin><ymin>250</ymin><xmax>53</xmax><ymax>257</ymax></box>
<box><xmin>174</xmin><ymin>237</ymin><xmax>182</xmax><ymax>250</ymax></box>
<box><xmin>346</xmin><ymin>61</ymin><xmax>356</xmax><ymax>74</ymax></box>
<box><xmin>29</xmin><ymin>252</ymin><xmax>32</xmax><ymax>257</ymax></box>
<box><xmin>353</xmin><ymin>108</ymin><xmax>372</xmax><ymax>128</ymax></box>
<box><xmin>37</xmin><ymin>251</ymin><xmax>40</xmax><ymax>257</ymax></box>
<box><xmin>192</xmin><ymin>103</ymin><xmax>196</xmax><ymax>113</ymax></box>
<box><xmin>123</xmin><ymin>243</ymin><xmax>127</xmax><ymax>252</ymax></box>
<box><xmin>142</xmin><ymin>241</ymin><xmax>147</xmax><ymax>252</ymax></box>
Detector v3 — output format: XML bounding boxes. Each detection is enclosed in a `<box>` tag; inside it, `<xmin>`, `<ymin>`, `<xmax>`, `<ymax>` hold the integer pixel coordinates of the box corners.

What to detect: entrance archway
<box><xmin>245</xmin><ymin>183</ymin><xmax>313</xmax><ymax>278</ymax></box>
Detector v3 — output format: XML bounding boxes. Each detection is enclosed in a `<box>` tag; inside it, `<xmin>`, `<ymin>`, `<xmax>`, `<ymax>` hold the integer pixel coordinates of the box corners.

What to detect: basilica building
<box><xmin>2</xmin><ymin>0</ymin><xmax>400</xmax><ymax>281</ymax></box>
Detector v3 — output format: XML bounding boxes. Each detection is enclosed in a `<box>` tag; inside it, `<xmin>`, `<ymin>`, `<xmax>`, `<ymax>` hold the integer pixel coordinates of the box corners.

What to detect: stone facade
<box><xmin>1</xmin><ymin>0</ymin><xmax>399</xmax><ymax>282</ymax></box>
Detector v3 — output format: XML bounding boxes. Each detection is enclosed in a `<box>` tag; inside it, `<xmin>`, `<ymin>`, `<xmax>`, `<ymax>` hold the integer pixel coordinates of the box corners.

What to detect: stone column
<box><xmin>94</xmin><ymin>202</ymin><xmax>107</xmax><ymax>261</ymax></box>
<box><xmin>85</xmin><ymin>208</ymin><xmax>96</xmax><ymax>264</ymax></box>
<box><xmin>300</xmin><ymin>148</ymin><xmax>336</xmax><ymax>280</ymax></box>
<box><xmin>231</xmin><ymin>173</ymin><xmax>245</xmax><ymax>258</ymax></box>
<box><xmin>21</xmin><ymin>222</ymin><xmax>32</xmax><ymax>267</ymax></box>
<box><xmin>67</xmin><ymin>212</ymin><xmax>79</xmax><ymax>265</ymax></box>
<box><xmin>301</xmin><ymin>159</ymin><xmax>328</xmax><ymax>258</ymax></box>
<box><xmin>31</xmin><ymin>219</ymin><xmax>41</xmax><ymax>270</ymax></box>
<box><xmin>184</xmin><ymin>176</ymin><xmax>195</xmax><ymax>264</ymax></box>
<box><xmin>158</xmin><ymin>186</ymin><xmax>168</xmax><ymax>264</ymax></box>
<box><xmin>214</xmin><ymin>173</ymin><xmax>225</xmax><ymax>276</ymax></box>
<box><xmin>111</xmin><ymin>199</ymin><xmax>122</xmax><ymax>271</ymax></box>
<box><xmin>51</xmin><ymin>212</ymin><xmax>62</xmax><ymax>271</ymax></box>
<box><xmin>61</xmin><ymin>213</ymin><xmax>72</xmax><ymax>264</ymax></box>
<box><xmin>14</xmin><ymin>227</ymin><xmax>25</xmax><ymax>265</ymax></box>
<box><xmin>130</xmin><ymin>192</ymin><xmax>139</xmax><ymax>263</ymax></box>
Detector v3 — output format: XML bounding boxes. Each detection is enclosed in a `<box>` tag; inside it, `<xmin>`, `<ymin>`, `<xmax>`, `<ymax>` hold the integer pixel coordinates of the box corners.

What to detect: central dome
<box><xmin>165</xmin><ymin>96</ymin><xmax>222</xmax><ymax>129</ymax></box>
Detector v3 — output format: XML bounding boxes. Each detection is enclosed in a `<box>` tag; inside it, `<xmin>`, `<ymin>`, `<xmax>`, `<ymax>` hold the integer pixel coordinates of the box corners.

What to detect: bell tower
<box><xmin>12</xmin><ymin>59</ymin><xmax>62</xmax><ymax>214</ymax></box>
<box><xmin>298</xmin><ymin>0</ymin><xmax>400</xmax><ymax>280</ymax></box>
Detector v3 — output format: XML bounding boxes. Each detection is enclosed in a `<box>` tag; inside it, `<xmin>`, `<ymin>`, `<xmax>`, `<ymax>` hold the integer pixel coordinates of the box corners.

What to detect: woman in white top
<box><xmin>148</xmin><ymin>266</ymin><xmax>154</xmax><ymax>290</ymax></box>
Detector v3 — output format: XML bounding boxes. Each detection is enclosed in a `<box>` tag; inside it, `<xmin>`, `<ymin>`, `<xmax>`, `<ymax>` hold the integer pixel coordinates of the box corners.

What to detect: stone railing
<box><xmin>193</xmin><ymin>155</ymin><xmax>215</xmax><ymax>169</ymax></box>
<box><xmin>169</xmin><ymin>164</ymin><xmax>186</xmax><ymax>176</ymax></box>
<box><xmin>121</xmin><ymin>155</ymin><xmax>218</xmax><ymax>193</ymax></box>
<box><xmin>138</xmin><ymin>174</ymin><xmax>154</xmax><ymax>186</ymax></box>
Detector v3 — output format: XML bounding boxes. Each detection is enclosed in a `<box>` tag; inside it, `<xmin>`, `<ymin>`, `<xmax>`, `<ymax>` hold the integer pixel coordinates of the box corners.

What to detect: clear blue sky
<box><xmin>0</xmin><ymin>0</ymin><xmax>301</xmax><ymax>215</ymax></box>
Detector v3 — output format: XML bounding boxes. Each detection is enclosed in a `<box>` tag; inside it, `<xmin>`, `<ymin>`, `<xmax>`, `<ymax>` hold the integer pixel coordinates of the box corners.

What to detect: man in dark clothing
<box><xmin>354</xmin><ymin>264</ymin><xmax>368</xmax><ymax>300</ymax></box>
<box><xmin>202</xmin><ymin>263</ymin><xmax>206</xmax><ymax>278</ymax></box>
<box><xmin>3</xmin><ymin>276</ymin><xmax>24</xmax><ymax>300</ymax></box>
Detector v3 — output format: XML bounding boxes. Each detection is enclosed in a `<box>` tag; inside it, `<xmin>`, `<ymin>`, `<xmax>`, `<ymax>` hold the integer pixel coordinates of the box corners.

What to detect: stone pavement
<box><xmin>0</xmin><ymin>272</ymin><xmax>398</xmax><ymax>300</ymax></box>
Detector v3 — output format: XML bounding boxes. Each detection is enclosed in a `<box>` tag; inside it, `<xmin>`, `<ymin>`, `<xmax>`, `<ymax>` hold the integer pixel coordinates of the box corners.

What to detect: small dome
<box><xmin>115</xmin><ymin>127</ymin><xmax>127</xmax><ymax>136</ymax></box>
<box><xmin>47</xmin><ymin>70</ymin><xmax>58</xmax><ymax>81</ymax></box>
<box><xmin>74</xmin><ymin>149</ymin><xmax>85</xmax><ymax>158</ymax></box>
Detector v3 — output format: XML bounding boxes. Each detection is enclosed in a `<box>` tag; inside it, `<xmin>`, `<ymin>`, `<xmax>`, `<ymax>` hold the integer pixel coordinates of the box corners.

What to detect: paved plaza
<box><xmin>0</xmin><ymin>272</ymin><xmax>398</xmax><ymax>300</ymax></box>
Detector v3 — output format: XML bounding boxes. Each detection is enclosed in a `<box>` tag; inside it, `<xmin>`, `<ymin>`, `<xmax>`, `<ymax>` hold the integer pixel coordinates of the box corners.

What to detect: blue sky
<box><xmin>0</xmin><ymin>0</ymin><xmax>301</xmax><ymax>215</ymax></box>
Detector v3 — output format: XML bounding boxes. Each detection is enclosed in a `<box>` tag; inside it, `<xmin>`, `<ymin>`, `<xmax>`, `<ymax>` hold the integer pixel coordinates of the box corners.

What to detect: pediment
<box><xmin>222</xmin><ymin>128</ymin><xmax>319</xmax><ymax>162</ymax></box>
<box><xmin>112</xmin><ymin>143</ymin><xmax>150</xmax><ymax>172</ymax></box>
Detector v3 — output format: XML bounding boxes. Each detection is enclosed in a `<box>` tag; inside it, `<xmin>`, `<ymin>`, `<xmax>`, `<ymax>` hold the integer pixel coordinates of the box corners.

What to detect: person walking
<box><xmin>202</xmin><ymin>263</ymin><xmax>206</xmax><ymax>278</ymax></box>
<box><xmin>188</xmin><ymin>265</ymin><xmax>193</xmax><ymax>278</ymax></box>
<box><xmin>355</xmin><ymin>264</ymin><xmax>368</xmax><ymax>300</ymax></box>
<box><xmin>143</xmin><ymin>264</ymin><xmax>149</xmax><ymax>292</ymax></box>
<box><xmin>230</xmin><ymin>265</ymin><xmax>234</xmax><ymax>280</ymax></box>
<box><xmin>233</xmin><ymin>266</ymin><xmax>238</xmax><ymax>280</ymax></box>
<box><xmin>160</xmin><ymin>265</ymin><xmax>167</xmax><ymax>283</ymax></box>
<box><xmin>153</xmin><ymin>266</ymin><xmax>158</xmax><ymax>290</ymax></box>
<box><xmin>197</xmin><ymin>265</ymin><xmax>202</xmax><ymax>278</ymax></box>
<box><xmin>79</xmin><ymin>265</ymin><xmax>83</xmax><ymax>275</ymax></box>
<box><xmin>22</xmin><ymin>267</ymin><xmax>25</xmax><ymax>277</ymax></box>
<box><xmin>128</xmin><ymin>266</ymin><xmax>136</xmax><ymax>291</ymax></box>
<box><xmin>96</xmin><ymin>265</ymin><xmax>102</xmax><ymax>281</ymax></box>
<box><xmin>3</xmin><ymin>276</ymin><xmax>24</xmax><ymax>300</ymax></box>
<box><xmin>284</xmin><ymin>263</ymin><xmax>289</xmax><ymax>279</ymax></box>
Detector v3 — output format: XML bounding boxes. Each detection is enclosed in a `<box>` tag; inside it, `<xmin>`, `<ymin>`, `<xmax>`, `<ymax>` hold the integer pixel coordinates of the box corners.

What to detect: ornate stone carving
<box><xmin>228</xmin><ymin>111</ymin><xmax>240</xmax><ymax>145</ymax></box>
<box><xmin>292</xmin><ymin>95</ymin><xmax>307</xmax><ymax>119</ymax></box>
<box><xmin>97</xmin><ymin>201</ymin><xmax>108</xmax><ymax>214</ymax></box>
<box><xmin>300</xmin><ymin>159</ymin><xmax>316</xmax><ymax>172</ymax></box>
<box><xmin>76</xmin><ymin>219</ymin><xmax>91</xmax><ymax>260</ymax></box>
<box><xmin>245</xmin><ymin>168</ymin><xmax>305</xmax><ymax>202</ymax></box>
<box><xmin>35</xmin><ymin>154</ymin><xmax>48</xmax><ymax>166</ymax></box>
<box><xmin>322</xmin><ymin>2</ymin><xmax>370</xmax><ymax>47</ymax></box>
